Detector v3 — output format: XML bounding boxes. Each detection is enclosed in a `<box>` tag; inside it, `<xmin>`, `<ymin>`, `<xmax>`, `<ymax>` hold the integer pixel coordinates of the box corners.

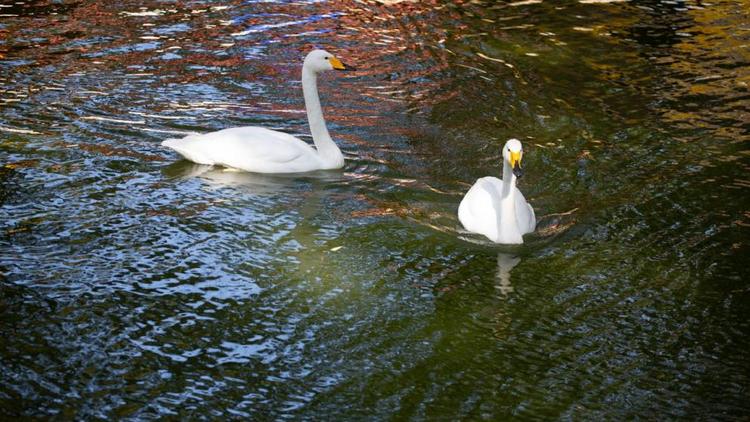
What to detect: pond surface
<box><xmin>1</xmin><ymin>0</ymin><xmax>749</xmax><ymax>419</ymax></box>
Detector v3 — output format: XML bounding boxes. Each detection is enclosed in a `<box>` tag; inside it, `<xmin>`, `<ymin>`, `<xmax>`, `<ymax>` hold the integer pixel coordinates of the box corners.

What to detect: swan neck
<box><xmin>496</xmin><ymin>159</ymin><xmax>521</xmax><ymax>243</ymax></box>
<box><xmin>502</xmin><ymin>159</ymin><xmax>517</xmax><ymax>198</ymax></box>
<box><xmin>302</xmin><ymin>67</ymin><xmax>343</xmax><ymax>164</ymax></box>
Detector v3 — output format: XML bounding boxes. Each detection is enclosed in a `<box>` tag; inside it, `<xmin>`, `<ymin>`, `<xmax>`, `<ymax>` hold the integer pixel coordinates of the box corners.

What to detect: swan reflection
<box><xmin>490</xmin><ymin>252</ymin><xmax>522</xmax><ymax>337</ymax></box>
<box><xmin>162</xmin><ymin>160</ymin><xmax>345</xmax><ymax>194</ymax></box>
<box><xmin>495</xmin><ymin>253</ymin><xmax>520</xmax><ymax>297</ymax></box>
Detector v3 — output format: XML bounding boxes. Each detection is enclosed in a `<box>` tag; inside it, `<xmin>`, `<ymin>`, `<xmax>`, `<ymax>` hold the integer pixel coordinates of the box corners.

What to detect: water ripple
<box><xmin>0</xmin><ymin>0</ymin><xmax>748</xmax><ymax>419</ymax></box>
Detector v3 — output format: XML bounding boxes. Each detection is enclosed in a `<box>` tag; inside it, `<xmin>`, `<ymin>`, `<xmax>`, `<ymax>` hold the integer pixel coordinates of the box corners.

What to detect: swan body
<box><xmin>162</xmin><ymin>127</ymin><xmax>336</xmax><ymax>173</ymax></box>
<box><xmin>162</xmin><ymin>49</ymin><xmax>354</xmax><ymax>173</ymax></box>
<box><xmin>458</xmin><ymin>139</ymin><xmax>536</xmax><ymax>244</ymax></box>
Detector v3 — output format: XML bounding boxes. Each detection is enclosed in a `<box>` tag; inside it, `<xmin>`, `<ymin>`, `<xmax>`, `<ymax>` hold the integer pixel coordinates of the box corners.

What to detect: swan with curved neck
<box><xmin>162</xmin><ymin>49</ymin><xmax>355</xmax><ymax>173</ymax></box>
<box><xmin>458</xmin><ymin>138</ymin><xmax>536</xmax><ymax>244</ymax></box>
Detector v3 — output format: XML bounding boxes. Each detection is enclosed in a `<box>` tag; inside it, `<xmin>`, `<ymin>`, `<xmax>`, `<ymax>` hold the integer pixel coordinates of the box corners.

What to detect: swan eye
<box><xmin>325</xmin><ymin>56</ymin><xmax>330</xmax><ymax>60</ymax></box>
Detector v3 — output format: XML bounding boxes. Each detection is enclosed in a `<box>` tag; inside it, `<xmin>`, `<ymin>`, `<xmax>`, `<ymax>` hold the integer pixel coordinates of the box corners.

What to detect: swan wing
<box><xmin>163</xmin><ymin>127</ymin><xmax>320</xmax><ymax>173</ymax></box>
<box><xmin>458</xmin><ymin>177</ymin><xmax>502</xmax><ymax>239</ymax></box>
<box><xmin>513</xmin><ymin>187</ymin><xmax>536</xmax><ymax>234</ymax></box>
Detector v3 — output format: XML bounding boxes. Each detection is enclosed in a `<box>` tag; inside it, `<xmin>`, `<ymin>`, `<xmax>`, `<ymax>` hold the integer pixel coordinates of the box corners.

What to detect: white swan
<box><xmin>161</xmin><ymin>49</ymin><xmax>355</xmax><ymax>173</ymax></box>
<box><xmin>458</xmin><ymin>138</ymin><xmax>536</xmax><ymax>244</ymax></box>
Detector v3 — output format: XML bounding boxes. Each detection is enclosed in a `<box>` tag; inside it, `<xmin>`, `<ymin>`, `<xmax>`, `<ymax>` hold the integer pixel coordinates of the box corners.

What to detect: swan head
<box><xmin>304</xmin><ymin>49</ymin><xmax>356</xmax><ymax>73</ymax></box>
<box><xmin>503</xmin><ymin>138</ymin><xmax>524</xmax><ymax>178</ymax></box>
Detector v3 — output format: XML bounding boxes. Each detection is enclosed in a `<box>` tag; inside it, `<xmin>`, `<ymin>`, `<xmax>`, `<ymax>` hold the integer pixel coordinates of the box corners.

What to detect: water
<box><xmin>1</xmin><ymin>0</ymin><xmax>748</xmax><ymax>419</ymax></box>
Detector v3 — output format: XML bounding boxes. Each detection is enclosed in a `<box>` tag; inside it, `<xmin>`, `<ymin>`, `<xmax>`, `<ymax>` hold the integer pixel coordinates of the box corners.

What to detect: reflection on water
<box><xmin>1</xmin><ymin>0</ymin><xmax>749</xmax><ymax>419</ymax></box>
<box><xmin>162</xmin><ymin>160</ymin><xmax>347</xmax><ymax>193</ymax></box>
<box><xmin>496</xmin><ymin>253</ymin><xmax>520</xmax><ymax>297</ymax></box>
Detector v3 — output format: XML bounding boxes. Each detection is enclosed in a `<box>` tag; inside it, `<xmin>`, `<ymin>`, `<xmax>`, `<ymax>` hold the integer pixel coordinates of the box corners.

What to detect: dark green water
<box><xmin>1</xmin><ymin>0</ymin><xmax>749</xmax><ymax>419</ymax></box>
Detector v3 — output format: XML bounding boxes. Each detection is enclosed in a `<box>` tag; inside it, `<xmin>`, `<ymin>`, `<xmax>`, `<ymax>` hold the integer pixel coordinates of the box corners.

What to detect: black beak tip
<box><xmin>342</xmin><ymin>64</ymin><xmax>357</xmax><ymax>71</ymax></box>
<box><xmin>513</xmin><ymin>164</ymin><xmax>524</xmax><ymax>178</ymax></box>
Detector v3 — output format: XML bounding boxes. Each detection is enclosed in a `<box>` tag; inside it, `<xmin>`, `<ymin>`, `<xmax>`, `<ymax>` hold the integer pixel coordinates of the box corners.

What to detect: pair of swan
<box><xmin>162</xmin><ymin>49</ymin><xmax>536</xmax><ymax>244</ymax></box>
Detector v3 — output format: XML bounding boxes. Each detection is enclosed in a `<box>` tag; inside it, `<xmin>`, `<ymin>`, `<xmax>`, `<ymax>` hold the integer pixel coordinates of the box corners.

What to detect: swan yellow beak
<box><xmin>510</xmin><ymin>151</ymin><xmax>522</xmax><ymax>167</ymax></box>
<box><xmin>329</xmin><ymin>56</ymin><xmax>356</xmax><ymax>71</ymax></box>
<box><xmin>510</xmin><ymin>151</ymin><xmax>524</xmax><ymax>178</ymax></box>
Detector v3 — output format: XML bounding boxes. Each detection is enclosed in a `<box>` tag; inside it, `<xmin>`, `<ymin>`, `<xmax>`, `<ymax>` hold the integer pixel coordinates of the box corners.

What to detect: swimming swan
<box><xmin>162</xmin><ymin>49</ymin><xmax>355</xmax><ymax>173</ymax></box>
<box><xmin>458</xmin><ymin>138</ymin><xmax>536</xmax><ymax>244</ymax></box>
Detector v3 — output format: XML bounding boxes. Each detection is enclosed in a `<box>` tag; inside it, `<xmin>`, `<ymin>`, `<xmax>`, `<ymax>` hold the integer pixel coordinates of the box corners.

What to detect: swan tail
<box><xmin>161</xmin><ymin>136</ymin><xmax>213</xmax><ymax>165</ymax></box>
<box><xmin>161</xmin><ymin>138</ymin><xmax>182</xmax><ymax>149</ymax></box>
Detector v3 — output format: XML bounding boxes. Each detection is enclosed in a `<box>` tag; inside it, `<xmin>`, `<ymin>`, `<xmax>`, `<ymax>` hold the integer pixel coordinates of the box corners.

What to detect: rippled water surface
<box><xmin>1</xmin><ymin>0</ymin><xmax>749</xmax><ymax>419</ymax></box>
